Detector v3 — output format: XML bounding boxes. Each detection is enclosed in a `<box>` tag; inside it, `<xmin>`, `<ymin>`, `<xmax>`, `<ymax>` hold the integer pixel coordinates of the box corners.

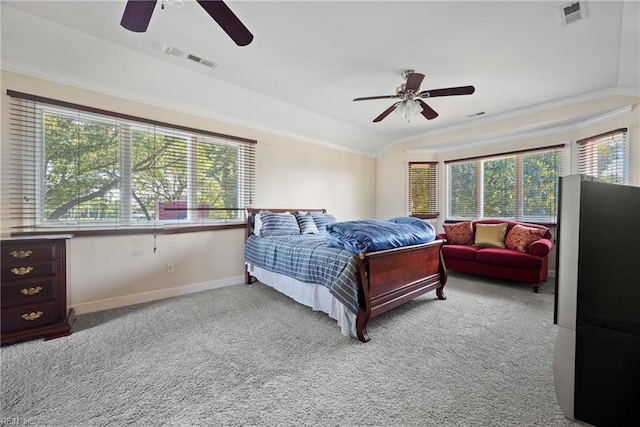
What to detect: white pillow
<box><xmin>253</xmin><ymin>213</ymin><xmax>262</xmax><ymax>236</ymax></box>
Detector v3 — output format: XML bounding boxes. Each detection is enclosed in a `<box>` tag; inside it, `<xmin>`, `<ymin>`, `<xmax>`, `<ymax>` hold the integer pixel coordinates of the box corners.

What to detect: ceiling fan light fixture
<box><xmin>395</xmin><ymin>99</ymin><xmax>423</xmax><ymax>121</ymax></box>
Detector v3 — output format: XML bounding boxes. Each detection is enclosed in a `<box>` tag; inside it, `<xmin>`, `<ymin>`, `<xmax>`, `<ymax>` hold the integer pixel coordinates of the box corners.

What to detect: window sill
<box><xmin>10</xmin><ymin>222</ymin><xmax>245</xmax><ymax>238</ymax></box>
<box><xmin>410</xmin><ymin>213</ymin><xmax>439</xmax><ymax>220</ymax></box>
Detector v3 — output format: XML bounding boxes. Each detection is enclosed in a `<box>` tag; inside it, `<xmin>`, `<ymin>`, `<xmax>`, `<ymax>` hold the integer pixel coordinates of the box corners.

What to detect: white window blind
<box><xmin>577</xmin><ymin>128</ymin><xmax>628</xmax><ymax>184</ymax></box>
<box><xmin>408</xmin><ymin>162</ymin><xmax>438</xmax><ymax>218</ymax></box>
<box><xmin>445</xmin><ymin>145</ymin><xmax>564</xmax><ymax>223</ymax></box>
<box><xmin>5</xmin><ymin>90</ymin><xmax>256</xmax><ymax>230</ymax></box>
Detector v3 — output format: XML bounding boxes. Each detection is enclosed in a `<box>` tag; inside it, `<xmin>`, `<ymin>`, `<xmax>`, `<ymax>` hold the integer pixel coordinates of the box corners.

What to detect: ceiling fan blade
<box><xmin>353</xmin><ymin>95</ymin><xmax>399</xmax><ymax>102</ymax></box>
<box><xmin>197</xmin><ymin>0</ymin><xmax>254</xmax><ymax>46</ymax></box>
<box><xmin>419</xmin><ymin>85</ymin><xmax>475</xmax><ymax>98</ymax></box>
<box><xmin>373</xmin><ymin>102</ymin><xmax>400</xmax><ymax>123</ymax></box>
<box><xmin>120</xmin><ymin>0</ymin><xmax>157</xmax><ymax>32</ymax></box>
<box><xmin>416</xmin><ymin>100</ymin><xmax>439</xmax><ymax>120</ymax></box>
<box><xmin>405</xmin><ymin>72</ymin><xmax>425</xmax><ymax>92</ymax></box>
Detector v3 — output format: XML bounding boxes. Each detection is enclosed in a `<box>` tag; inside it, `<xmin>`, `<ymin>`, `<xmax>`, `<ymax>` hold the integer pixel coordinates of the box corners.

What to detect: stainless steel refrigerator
<box><xmin>553</xmin><ymin>174</ymin><xmax>640</xmax><ymax>426</ymax></box>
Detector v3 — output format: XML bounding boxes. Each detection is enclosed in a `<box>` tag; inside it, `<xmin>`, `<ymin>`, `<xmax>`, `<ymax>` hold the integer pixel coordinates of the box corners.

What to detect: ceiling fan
<box><xmin>120</xmin><ymin>0</ymin><xmax>253</xmax><ymax>47</ymax></box>
<box><xmin>353</xmin><ymin>70</ymin><xmax>475</xmax><ymax>122</ymax></box>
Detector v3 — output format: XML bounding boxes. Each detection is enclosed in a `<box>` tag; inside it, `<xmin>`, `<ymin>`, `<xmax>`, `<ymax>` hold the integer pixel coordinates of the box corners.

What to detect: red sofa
<box><xmin>437</xmin><ymin>219</ymin><xmax>554</xmax><ymax>293</ymax></box>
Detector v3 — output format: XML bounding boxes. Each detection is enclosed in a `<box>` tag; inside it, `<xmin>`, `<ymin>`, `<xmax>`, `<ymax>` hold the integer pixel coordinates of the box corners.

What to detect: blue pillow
<box><xmin>295</xmin><ymin>212</ymin><xmax>319</xmax><ymax>234</ymax></box>
<box><xmin>311</xmin><ymin>212</ymin><xmax>337</xmax><ymax>233</ymax></box>
<box><xmin>259</xmin><ymin>211</ymin><xmax>300</xmax><ymax>236</ymax></box>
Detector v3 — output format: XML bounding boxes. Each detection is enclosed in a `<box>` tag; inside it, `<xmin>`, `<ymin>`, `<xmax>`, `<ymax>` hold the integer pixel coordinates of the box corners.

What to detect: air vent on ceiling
<box><xmin>199</xmin><ymin>59</ymin><xmax>216</xmax><ymax>68</ymax></box>
<box><xmin>162</xmin><ymin>44</ymin><xmax>218</xmax><ymax>69</ymax></box>
<box><xmin>560</xmin><ymin>1</ymin><xmax>587</xmax><ymax>25</ymax></box>
<box><xmin>186</xmin><ymin>53</ymin><xmax>218</xmax><ymax>69</ymax></box>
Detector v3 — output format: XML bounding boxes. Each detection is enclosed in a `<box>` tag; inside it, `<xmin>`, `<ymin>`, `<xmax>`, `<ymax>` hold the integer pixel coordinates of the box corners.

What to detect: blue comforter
<box><xmin>325</xmin><ymin>217</ymin><xmax>436</xmax><ymax>254</ymax></box>
<box><xmin>244</xmin><ymin>234</ymin><xmax>360</xmax><ymax>314</ymax></box>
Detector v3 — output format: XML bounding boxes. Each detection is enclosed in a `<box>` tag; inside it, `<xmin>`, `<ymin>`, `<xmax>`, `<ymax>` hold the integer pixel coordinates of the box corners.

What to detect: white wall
<box><xmin>0</xmin><ymin>71</ymin><xmax>376</xmax><ymax>314</ymax></box>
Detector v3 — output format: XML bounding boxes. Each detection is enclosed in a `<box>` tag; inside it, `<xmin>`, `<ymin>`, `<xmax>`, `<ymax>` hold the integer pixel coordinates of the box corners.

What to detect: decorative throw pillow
<box><xmin>473</xmin><ymin>222</ymin><xmax>508</xmax><ymax>248</ymax></box>
<box><xmin>294</xmin><ymin>212</ymin><xmax>320</xmax><ymax>234</ymax></box>
<box><xmin>310</xmin><ymin>212</ymin><xmax>337</xmax><ymax>233</ymax></box>
<box><xmin>505</xmin><ymin>224</ymin><xmax>547</xmax><ymax>253</ymax></box>
<box><xmin>443</xmin><ymin>221</ymin><xmax>473</xmax><ymax>245</ymax></box>
<box><xmin>259</xmin><ymin>211</ymin><xmax>300</xmax><ymax>236</ymax></box>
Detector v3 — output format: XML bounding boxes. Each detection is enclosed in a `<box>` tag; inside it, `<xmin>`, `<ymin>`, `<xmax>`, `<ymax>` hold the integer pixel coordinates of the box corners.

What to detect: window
<box><xmin>6</xmin><ymin>90</ymin><xmax>256</xmax><ymax>229</ymax></box>
<box><xmin>408</xmin><ymin>162</ymin><xmax>437</xmax><ymax>218</ymax></box>
<box><xmin>577</xmin><ymin>128</ymin><xmax>628</xmax><ymax>184</ymax></box>
<box><xmin>446</xmin><ymin>145</ymin><xmax>564</xmax><ymax>223</ymax></box>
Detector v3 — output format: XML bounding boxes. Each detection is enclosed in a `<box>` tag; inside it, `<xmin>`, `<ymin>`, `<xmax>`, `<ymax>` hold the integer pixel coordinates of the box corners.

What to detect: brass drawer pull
<box><xmin>21</xmin><ymin>286</ymin><xmax>43</xmax><ymax>296</ymax></box>
<box><xmin>21</xmin><ymin>311</ymin><xmax>43</xmax><ymax>321</ymax></box>
<box><xmin>11</xmin><ymin>266</ymin><xmax>34</xmax><ymax>276</ymax></box>
<box><xmin>10</xmin><ymin>250</ymin><xmax>33</xmax><ymax>259</ymax></box>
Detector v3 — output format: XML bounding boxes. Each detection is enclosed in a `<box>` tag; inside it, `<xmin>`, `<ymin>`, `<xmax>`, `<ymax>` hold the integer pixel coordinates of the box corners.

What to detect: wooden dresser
<box><xmin>1</xmin><ymin>236</ymin><xmax>74</xmax><ymax>345</ymax></box>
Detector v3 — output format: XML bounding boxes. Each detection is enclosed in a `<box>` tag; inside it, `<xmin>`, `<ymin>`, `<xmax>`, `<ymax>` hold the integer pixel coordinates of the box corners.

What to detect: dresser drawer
<box><xmin>1</xmin><ymin>237</ymin><xmax>72</xmax><ymax>344</ymax></box>
<box><xmin>1</xmin><ymin>243</ymin><xmax>56</xmax><ymax>264</ymax></box>
<box><xmin>0</xmin><ymin>261</ymin><xmax>57</xmax><ymax>283</ymax></box>
<box><xmin>1</xmin><ymin>300</ymin><xmax>60</xmax><ymax>334</ymax></box>
<box><xmin>1</xmin><ymin>276</ymin><xmax>57</xmax><ymax>308</ymax></box>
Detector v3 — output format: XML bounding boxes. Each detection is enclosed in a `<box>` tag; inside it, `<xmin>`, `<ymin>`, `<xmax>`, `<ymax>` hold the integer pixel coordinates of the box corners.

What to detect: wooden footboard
<box><xmin>354</xmin><ymin>240</ymin><xmax>447</xmax><ymax>342</ymax></box>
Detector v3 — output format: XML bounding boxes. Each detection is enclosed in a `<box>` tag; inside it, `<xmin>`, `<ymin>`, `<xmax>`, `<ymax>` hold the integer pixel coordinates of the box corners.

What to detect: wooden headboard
<box><xmin>244</xmin><ymin>208</ymin><xmax>327</xmax><ymax>240</ymax></box>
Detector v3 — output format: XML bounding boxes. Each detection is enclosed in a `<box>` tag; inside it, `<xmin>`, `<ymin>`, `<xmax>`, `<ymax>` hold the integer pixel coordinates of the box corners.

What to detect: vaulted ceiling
<box><xmin>2</xmin><ymin>1</ymin><xmax>639</xmax><ymax>156</ymax></box>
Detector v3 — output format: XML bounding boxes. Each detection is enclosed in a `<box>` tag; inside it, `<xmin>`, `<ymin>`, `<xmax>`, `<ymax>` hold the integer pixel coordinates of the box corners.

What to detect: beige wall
<box><xmin>253</xmin><ymin>132</ymin><xmax>375</xmax><ymax>218</ymax></box>
<box><xmin>377</xmin><ymin>96</ymin><xmax>639</xmax><ymax>222</ymax></box>
<box><xmin>0</xmin><ymin>71</ymin><xmax>376</xmax><ymax>313</ymax></box>
<box><xmin>2</xmin><ymin>69</ymin><xmax>637</xmax><ymax>310</ymax></box>
<box><xmin>376</xmin><ymin>95</ymin><xmax>639</xmax><ymax>275</ymax></box>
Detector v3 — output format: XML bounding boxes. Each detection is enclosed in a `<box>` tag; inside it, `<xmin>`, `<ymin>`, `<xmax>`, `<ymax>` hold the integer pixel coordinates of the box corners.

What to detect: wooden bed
<box><xmin>244</xmin><ymin>208</ymin><xmax>448</xmax><ymax>342</ymax></box>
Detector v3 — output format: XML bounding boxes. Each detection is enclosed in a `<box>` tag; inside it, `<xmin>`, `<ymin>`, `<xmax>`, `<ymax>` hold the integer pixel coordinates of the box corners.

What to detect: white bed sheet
<box><xmin>246</xmin><ymin>263</ymin><xmax>357</xmax><ymax>337</ymax></box>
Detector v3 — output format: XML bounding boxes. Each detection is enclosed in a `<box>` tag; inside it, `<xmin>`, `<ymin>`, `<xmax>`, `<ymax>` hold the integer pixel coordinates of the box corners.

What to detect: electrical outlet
<box><xmin>166</xmin><ymin>262</ymin><xmax>175</xmax><ymax>273</ymax></box>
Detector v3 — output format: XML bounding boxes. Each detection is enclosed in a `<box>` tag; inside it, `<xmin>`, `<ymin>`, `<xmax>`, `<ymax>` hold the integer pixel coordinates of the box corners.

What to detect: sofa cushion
<box><xmin>472</xmin><ymin>219</ymin><xmax>551</xmax><ymax>240</ymax></box>
<box><xmin>474</xmin><ymin>222</ymin><xmax>508</xmax><ymax>248</ymax></box>
<box><xmin>476</xmin><ymin>248</ymin><xmax>543</xmax><ymax>270</ymax></box>
<box><xmin>443</xmin><ymin>221</ymin><xmax>473</xmax><ymax>245</ymax></box>
<box><xmin>505</xmin><ymin>224</ymin><xmax>548</xmax><ymax>252</ymax></box>
<box><xmin>442</xmin><ymin>244</ymin><xmax>478</xmax><ymax>261</ymax></box>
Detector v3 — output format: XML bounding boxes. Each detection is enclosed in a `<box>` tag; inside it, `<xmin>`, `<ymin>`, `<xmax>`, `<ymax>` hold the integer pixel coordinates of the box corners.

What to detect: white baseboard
<box><xmin>548</xmin><ymin>269</ymin><xmax>556</xmax><ymax>279</ymax></box>
<box><xmin>72</xmin><ymin>276</ymin><xmax>245</xmax><ymax>315</ymax></box>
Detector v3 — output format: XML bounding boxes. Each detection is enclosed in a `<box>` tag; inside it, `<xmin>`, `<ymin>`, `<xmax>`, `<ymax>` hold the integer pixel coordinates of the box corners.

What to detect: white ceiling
<box><xmin>2</xmin><ymin>1</ymin><xmax>639</xmax><ymax>156</ymax></box>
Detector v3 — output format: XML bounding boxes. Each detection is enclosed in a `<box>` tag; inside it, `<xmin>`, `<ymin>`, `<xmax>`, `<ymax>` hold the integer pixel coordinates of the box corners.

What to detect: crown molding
<box><xmin>576</xmin><ymin>105</ymin><xmax>633</xmax><ymax>129</ymax></box>
<box><xmin>380</xmin><ymin>86</ymin><xmax>639</xmax><ymax>157</ymax></box>
<box><xmin>3</xmin><ymin>59</ymin><xmax>635</xmax><ymax>160</ymax></box>
<box><xmin>613</xmin><ymin>87</ymin><xmax>640</xmax><ymax>97</ymax></box>
<box><xmin>404</xmin><ymin>105</ymin><xmax>635</xmax><ymax>155</ymax></box>
<box><xmin>1</xmin><ymin>62</ymin><xmax>376</xmax><ymax>158</ymax></box>
<box><xmin>404</xmin><ymin>124</ymin><xmax>577</xmax><ymax>155</ymax></box>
